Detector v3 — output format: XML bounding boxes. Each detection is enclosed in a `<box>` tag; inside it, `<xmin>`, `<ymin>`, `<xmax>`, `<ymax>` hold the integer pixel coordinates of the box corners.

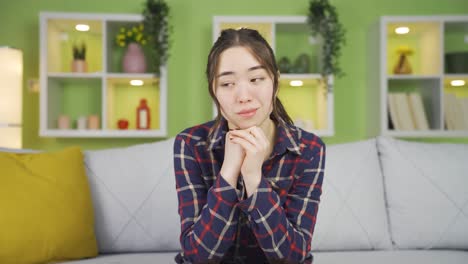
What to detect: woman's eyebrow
<box><xmin>248</xmin><ymin>65</ymin><xmax>265</xmax><ymax>72</ymax></box>
<box><xmin>216</xmin><ymin>71</ymin><xmax>234</xmax><ymax>78</ymax></box>
<box><xmin>216</xmin><ymin>65</ymin><xmax>265</xmax><ymax>78</ymax></box>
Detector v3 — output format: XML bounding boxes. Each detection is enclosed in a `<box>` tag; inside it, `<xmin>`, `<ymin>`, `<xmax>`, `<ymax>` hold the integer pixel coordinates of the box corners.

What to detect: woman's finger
<box><xmin>248</xmin><ymin>126</ymin><xmax>269</xmax><ymax>147</ymax></box>
<box><xmin>229</xmin><ymin>129</ymin><xmax>258</xmax><ymax>147</ymax></box>
<box><xmin>230</xmin><ymin>135</ymin><xmax>257</xmax><ymax>153</ymax></box>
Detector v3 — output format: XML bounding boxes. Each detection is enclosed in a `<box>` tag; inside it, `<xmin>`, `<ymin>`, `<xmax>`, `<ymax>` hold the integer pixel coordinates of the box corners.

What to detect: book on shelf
<box><xmin>388</xmin><ymin>92</ymin><xmax>429</xmax><ymax>131</ymax></box>
<box><xmin>388</xmin><ymin>93</ymin><xmax>401</xmax><ymax>130</ymax></box>
<box><xmin>444</xmin><ymin>93</ymin><xmax>455</xmax><ymax>130</ymax></box>
<box><xmin>394</xmin><ymin>92</ymin><xmax>415</xmax><ymax>130</ymax></box>
<box><xmin>408</xmin><ymin>93</ymin><xmax>429</xmax><ymax>130</ymax></box>
<box><xmin>444</xmin><ymin>93</ymin><xmax>468</xmax><ymax>130</ymax></box>
<box><xmin>457</xmin><ymin>97</ymin><xmax>468</xmax><ymax>130</ymax></box>
<box><xmin>463</xmin><ymin>98</ymin><xmax>468</xmax><ymax>130</ymax></box>
<box><xmin>454</xmin><ymin>96</ymin><xmax>465</xmax><ymax>130</ymax></box>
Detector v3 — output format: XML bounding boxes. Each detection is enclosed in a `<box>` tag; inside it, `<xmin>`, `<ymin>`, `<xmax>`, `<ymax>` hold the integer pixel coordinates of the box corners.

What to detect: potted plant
<box><xmin>71</xmin><ymin>42</ymin><xmax>87</xmax><ymax>72</ymax></box>
<box><xmin>116</xmin><ymin>23</ymin><xmax>148</xmax><ymax>73</ymax></box>
<box><xmin>307</xmin><ymin>0</ymin><xmax>346</xmax><ymax>90</ymax></box>
<box><xmin>142</xmin><ymin>0</ymin><xmax>171</xmax><ymax>74</ymax></box>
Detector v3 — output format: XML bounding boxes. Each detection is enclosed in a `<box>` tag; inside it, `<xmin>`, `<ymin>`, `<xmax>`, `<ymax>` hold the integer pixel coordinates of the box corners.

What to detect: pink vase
<box><xmin>122</xmin><ymin>43</ymin><xmax>147</xmax><ymax>73</ymax></box>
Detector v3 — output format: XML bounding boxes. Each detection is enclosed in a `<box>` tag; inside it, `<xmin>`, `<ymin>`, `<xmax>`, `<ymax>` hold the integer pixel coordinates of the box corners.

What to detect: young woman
<box><xmin>174</xmin><ymin>28</ymin><xmax>325</xmax><ymax>264</ymax></box>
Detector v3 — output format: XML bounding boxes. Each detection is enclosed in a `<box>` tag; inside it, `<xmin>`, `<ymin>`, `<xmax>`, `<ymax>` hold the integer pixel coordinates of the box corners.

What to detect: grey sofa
<box><xmin>59</xmin><ymin>136</ymin><xmax>468</xmax><ymax>263</ymax></box>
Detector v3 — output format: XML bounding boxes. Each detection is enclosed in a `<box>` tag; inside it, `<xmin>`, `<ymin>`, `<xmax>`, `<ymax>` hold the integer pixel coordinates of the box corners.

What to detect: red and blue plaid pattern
<box><xmin>174</xmin><ymin>118</ymin><xmax>325</xmax><ymax>264</ymax></box>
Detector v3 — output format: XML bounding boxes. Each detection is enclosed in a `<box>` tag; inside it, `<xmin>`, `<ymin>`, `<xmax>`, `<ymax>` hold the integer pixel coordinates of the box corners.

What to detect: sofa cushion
<box><xmin>56</xmin><ymin>250</ymin><xmax>468</xmax><ymax>264</ymax></box>
<box><xmin>0</xmin><ymin>147</ymin><xmax>98</xmax><ymax>264</ymax></box>
<box><xmin>312</xmin><ymin>139</ymin><xmax>393</xmax><ymax>251</ymax></box>
<box><xmin>378</xmin><ymin>136</ymin><xmax>468</xmax><ymax>249</ymax></box>
<box><xmin>314</xmin><ymin>250</ymin><xmax>468</xmax><ymax>264</ymax></box>
<box><xmin>56</xmin><ymin>252</ymin><xmax>180</xmax><ymax>264</ymax></box>
<box><xmin>84</xmin><ymin>138</ymin><xmax>180</xmax><ymax>253</ymax></box>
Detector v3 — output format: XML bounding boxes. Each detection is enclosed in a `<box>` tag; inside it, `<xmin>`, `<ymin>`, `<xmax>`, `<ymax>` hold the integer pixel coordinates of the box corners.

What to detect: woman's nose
<box><xmin>236</xmin><ymin>81</ymin><xmax>252</xmax><ymax>103</ymax></box>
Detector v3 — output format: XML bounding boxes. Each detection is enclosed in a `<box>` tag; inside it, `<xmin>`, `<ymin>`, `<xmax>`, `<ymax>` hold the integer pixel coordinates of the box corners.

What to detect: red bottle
<box><xmin>136</xmin><ymin>99</ymin><xmax>150</xmax><ymax>130</ymax></box>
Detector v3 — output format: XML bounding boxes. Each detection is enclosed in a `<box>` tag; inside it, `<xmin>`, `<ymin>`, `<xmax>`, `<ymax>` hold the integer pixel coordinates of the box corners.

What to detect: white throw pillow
<box><xmin>312</xmin><ymin>139</ymin><xmax>393</xmax><ymax>251</ymax></box>
<box><xmin>84</xmin><ymin>138</ymin><xmax>180</xmax><ymax>253</ymax></box>
<box><xmin>377</xmin><ymin>136</ymin><xmax>468</xmax><ymax>249</ymax></box>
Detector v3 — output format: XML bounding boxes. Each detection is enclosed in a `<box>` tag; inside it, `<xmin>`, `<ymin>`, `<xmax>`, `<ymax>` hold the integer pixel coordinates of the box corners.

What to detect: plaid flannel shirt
<box><xmin>174</xmin><ymin>118</ymin><xmax>325</xmax><ymax>264</ymax></box>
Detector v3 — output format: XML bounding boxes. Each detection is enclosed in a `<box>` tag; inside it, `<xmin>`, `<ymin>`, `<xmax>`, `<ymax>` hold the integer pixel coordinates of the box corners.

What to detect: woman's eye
<box><xmin>220</xmin><ymin>82</ymin><xmax>234</xmax><ymax>87</ymax></box>
<box><xmin>251</xmin><ymin>77</ymin><xmax>265</xmax><ymax>83</ymax></box>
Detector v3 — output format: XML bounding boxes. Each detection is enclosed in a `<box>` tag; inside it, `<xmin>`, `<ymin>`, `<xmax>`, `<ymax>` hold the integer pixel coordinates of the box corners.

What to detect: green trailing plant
<box><xmin>307</xmin><ymin>0</ymin><xmax>346</xmax><ymax>79</ymax></box>
<box><xmin>142</xmin><ymin>0</ymin><xmax>171</xmax><ymax>74</ymax></box>
<box><xmin>72</xmin><ymin>42</ymin><xmax>86</xmax><ymax>60</ymax></box>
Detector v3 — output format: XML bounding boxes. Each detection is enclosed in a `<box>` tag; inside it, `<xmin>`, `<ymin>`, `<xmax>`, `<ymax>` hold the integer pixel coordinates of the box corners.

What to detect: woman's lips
<box><xmin>237</xmin><ymin>108</ymin><xmax>257</xmax><ymax>118</ymax></box>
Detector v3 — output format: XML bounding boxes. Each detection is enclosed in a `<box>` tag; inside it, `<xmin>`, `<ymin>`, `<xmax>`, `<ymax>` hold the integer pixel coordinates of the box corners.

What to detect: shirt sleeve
<box><xmin>237</xmin><ymin>143</ymin><xmax>325</xmax><ymax>262</ymax></box>
<box><xmin>174</xmin><ymin>134</ymin><xmax>240</xmax><ymax>262</ymax></box>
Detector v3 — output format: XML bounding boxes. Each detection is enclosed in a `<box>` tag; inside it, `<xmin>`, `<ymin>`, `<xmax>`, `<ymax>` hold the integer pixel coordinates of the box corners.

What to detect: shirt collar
<box><xmin>206</xmin><ymin>117</ymin><xmax>229</xmax><ymax>151</ymax></box>
<box><xmin>207</xmin><ymin>117</ymin><xmax>302</xmax><ymax>156</ymax></box>
<box><xmin>274</xmin><ymin>121</ymin><xmax>302</xmax><ymax>156</ymax></box>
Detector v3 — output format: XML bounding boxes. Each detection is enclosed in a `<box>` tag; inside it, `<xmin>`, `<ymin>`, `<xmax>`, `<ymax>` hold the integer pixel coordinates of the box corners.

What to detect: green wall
<box><xmin>1</xmin><ymin>0</ymin><xmax>468</xmax><ymax>151</ymax></box>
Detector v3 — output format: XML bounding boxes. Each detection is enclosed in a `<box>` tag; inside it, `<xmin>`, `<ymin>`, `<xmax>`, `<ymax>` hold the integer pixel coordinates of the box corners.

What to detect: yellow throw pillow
<box><xmin>0</xmin><ymin>147</ymin><xmax>98</xmax><ymax>264</ymax></box>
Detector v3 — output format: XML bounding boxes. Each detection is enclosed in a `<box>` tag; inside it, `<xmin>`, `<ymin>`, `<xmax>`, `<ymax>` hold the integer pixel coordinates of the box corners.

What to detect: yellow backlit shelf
<box><xmin>39</xmin><ymin>12</ymin><xmax>167</xmax><ymax>138</ymax></box>
<box><xmin>374</xmin><ymin>16</ymin><xmax>468</xmax><ymax>138</ymax></box>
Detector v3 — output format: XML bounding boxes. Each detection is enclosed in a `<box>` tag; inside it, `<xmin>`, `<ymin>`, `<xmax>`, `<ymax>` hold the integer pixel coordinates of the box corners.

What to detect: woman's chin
<box><xmin>227</xmin><ymin>120</ymin><xmax>255</xmax><ymax>130</ymax></box>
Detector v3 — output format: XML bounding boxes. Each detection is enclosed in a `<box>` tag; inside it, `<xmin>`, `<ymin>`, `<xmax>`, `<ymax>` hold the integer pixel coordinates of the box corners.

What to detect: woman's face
<box><xmin>214</xmin><ymin>46</ymin><xmax>274</xmax><ymax>129</ymax></box>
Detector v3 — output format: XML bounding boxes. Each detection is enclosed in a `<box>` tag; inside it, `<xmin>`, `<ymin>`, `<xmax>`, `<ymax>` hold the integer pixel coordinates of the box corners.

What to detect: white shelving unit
<box><xmin>378</xmin><ymin>16</ymin><xmax>468</xmax><ymax>138</ymax></box>
<box><xmin>39</xmin><ymin>12</ymin><xmax>167</xmax><ymax>138</ymax></box>
<box><xmin>212</xmin><ymin>16</ymin><xmax>334</xmax><ymax>137</ymax></box>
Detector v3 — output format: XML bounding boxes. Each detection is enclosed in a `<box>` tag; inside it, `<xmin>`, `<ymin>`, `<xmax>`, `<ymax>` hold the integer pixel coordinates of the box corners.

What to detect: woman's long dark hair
<box><xmin>206</xmin><ymin>28</ymin><xmax>293</xmax><ymax>135</ymax></box>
